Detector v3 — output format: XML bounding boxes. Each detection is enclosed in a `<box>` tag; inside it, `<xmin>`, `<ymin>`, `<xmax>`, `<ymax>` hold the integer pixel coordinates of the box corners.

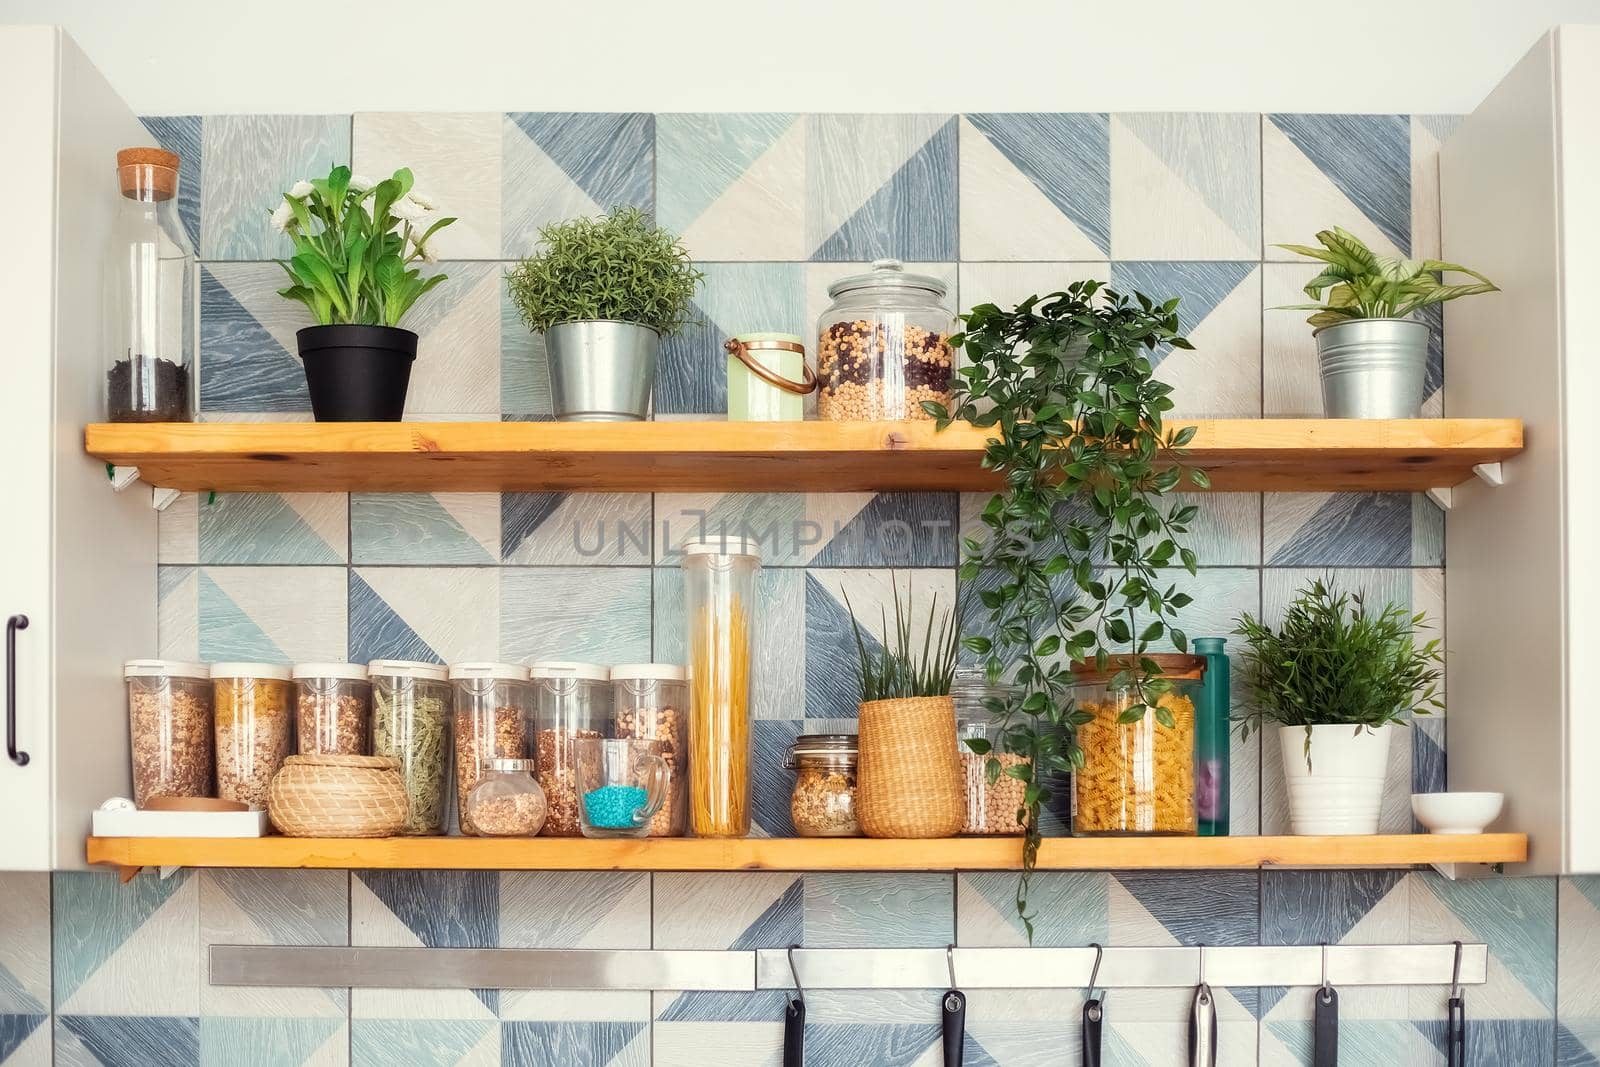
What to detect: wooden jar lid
<box><xmin>116</xmin><ymin>146</ymin><xmax>179</xmax><ymax>201</ymax></box>
<box><xmin>1068</xmin><ymin>652</ymin><xmax>1206</xmax><ymax>683</ymax></box>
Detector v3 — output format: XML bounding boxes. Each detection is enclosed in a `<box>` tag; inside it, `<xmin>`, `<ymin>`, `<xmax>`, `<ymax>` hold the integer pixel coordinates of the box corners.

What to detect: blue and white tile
<box><xmin>808</xmin><ymin>114</ymin><xmax>957</xmax><ymax>262</ymax></box>
<box><xmin>198</xmin><ymin>566</ymin><xmax>347</xmax><ymax>663</ymax></box>
<box><xmin>54</xmin><ymin>871</ymin><xmax>199</xmax><ymax>1019</ymax></box>
<box><xmin>350</xmin><ymin>1019</ymin><xmax>497</xmax><ymax>1067</ymax></box>
<box><xmin>158</xmin><ymin>565</ymin><xmax>200</xmax><ymax>661</ymax></box>
<box><xmin>1411</xmin><ymin>115</ymin><xmax>1461</xmax><ymax>263</ymax></box>
<box><xmin>199</xmin><ymin>263</ymin><xmax>314</xmax><ymax>416</ymax></box>
<box><xmin>500</xmin><ymin>567</ymin><xmax>652</xmax><ymax>663</ymax></box>
<box><xmin>499</xmin><ymin>275</ymin><xmax>550</xmax><ymax>419</ymax></box>
<box><xmin>501</xmin><ymin>113</ymin><xmax>654</xmax><ymax>257</ymax></box>
<box><xmin>953</xmin><ymin>262</ymin><xmax>1107</xmax><ymax>318</ymax></box>
<box><xmin>1110</xmin><ymin>113</ymin><xmax>1261</xmax><ymax>260</ymax></box>
<box><xmin>158</xmin><ymin>494</ymin><xmax>200</xmax><ymax>564</ymax></box>
<box><xmin>349</xmin><ymin>566</ymin><xmax>499</xmax><ymax>664</ymax></box>
<box><xmin>198</xmin><ymin>1016</ymin><xmax>347</xmax><ymax>1067</ymax></box>
<box><xmin>1109</xmin><ymin>261</ymin><xmax>1262</xmax><ymax>417</ymax></box>
<box><xmin>804</xmin><ymin>568</ymin><xmax>957</xmax><ymax>720</ymax></box>
<box><xmin>1264</xmin><ymin>113</ymin><xmax>1412</xmax><ymax>260</ymax></box>
<box><xmin>351</xmin><ymin>871</ymin><xmax>502</xmax><ymax>1025</ymax></box>
<box><xmin>655</xmin><ymin>492</ymin><xmax>956</xmax><ymax>568</ymax></box>
<box><xmin>55</xmin><ymin>1015</ymin><xmax>199</xmax><ymax>1067</ymax></box>
<box><xmin>400</xmin><ymin>262</ymin><xmax>503</xmax><ymax>420</ymax></box>
<box><xmin>658</xmin><ymin>262</ymin><xmax>806</xmax><ymax>415</ymax></box>
<box><xmin>199</xmin><ymin>870</ymin><xmax>348</xmax><ymax>1023</ymax></box>
<box><xmin>804</xmin><ymin>875</ymin><xmax>953</xmax><ymax>948</ymax></box>
<box><xmin>504</xmin><ymin>494</ymin><xmax>653</xmax><ymax>565</ymax></box>
<box><xmin>1558</xmin><ymin>877</ymin><xmax>1600</xmax><ymax>1064</ymax></box>
<box><xmin>652</xmin><ymin>567</ymin><xmax>804</xmax><ymax>723</ymax></box>
<box><xmin>353</xmin><ymin>112</ymin><xmax>503</xmax><ymax>260</ymax></box>
<box><xmin>140</xmin><ymin>115</ymin><xmax>202</xmax><ymax>250</ymax></box>
<box><xmin>960</xmin><ymin>114</ymin><xmax>1109</xmax><ymax>260</ymax></box>
<box><xmin>1265</xmin><ymin>493</ymin><xmax>1443</xmax><ymax>568</ymax></box>
<box><xmin>654</xmin><ymin>493</ymin><xmax>810</xmax><ymax>566</ymax></box>
<box><xmin>351</xmin><ymin>493</ymin><xmax>500</xmax><ymax>565</ymax></box>
<box><xmin>0</xmin><ymin>874</ymin><xmax>49</xmax><ymax>1067</ymax></box>
<box><xmin>1408</xmin><ymin>873</ymin><xmax>1556</xmax><ymax>1063</ymax></box>
<box><xmin>200</xmin><ymin>114</ymin><xmax>351</xmax><ymax>261</ymax></box>
<box><xmin>656</xmin><ymin>114</ymin><xmax>806</xmax><ymax>261</ymax></box>
<box><xmin>1261</xmin><ymin>262</ymin><xmax>1326</xmax><ymax>418</ymax></box>
<box><xmin>192</xmin><ymin>493</ymin><xmax>347</xmax><ymax>565</ymax></box>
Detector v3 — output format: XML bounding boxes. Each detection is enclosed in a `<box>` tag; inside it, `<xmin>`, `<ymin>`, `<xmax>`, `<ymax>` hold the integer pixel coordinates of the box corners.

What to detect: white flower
<box><xmin>407</xmin><ymin>189</ymin><xmax>436</xmax><ymax>210</ymax></box>
<box><xmin>390</xmin><ymin>195</ymin><xmax>428</xmax><ymax>222</ymax></box>
<box><xmin>415</xmin><ymin>238</ymin><xmax>439</xmax><ymax>264</ymax></box>
<box><xmin>287</xmin><ymin>179</ymin><xmax>314</xmax><ymax>199</ymax></box>
<box><xmin>269</xmin><ymin>200</ymin><xmax>295</xmax><ymax>234</ymax></box>
<box><xmin>348</xmin><ymin>174</ymin><xmax>374</xmax><ymax>192</ymax></box>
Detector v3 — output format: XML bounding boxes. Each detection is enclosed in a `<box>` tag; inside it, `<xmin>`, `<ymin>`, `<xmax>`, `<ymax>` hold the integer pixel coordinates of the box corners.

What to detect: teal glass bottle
<box><xmin>1194</xmin><ymin>637</ymin><xmax>1230</xmax><ymax>836</ymax></box>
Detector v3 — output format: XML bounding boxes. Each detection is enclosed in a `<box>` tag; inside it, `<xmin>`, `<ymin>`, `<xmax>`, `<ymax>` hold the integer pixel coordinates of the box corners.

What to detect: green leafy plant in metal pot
<box><xmin>1275</xmin><ymin>226</ymin><xmax>1498</xmax><ymax>328</ymax></box>
<box><xmin>925</xmin><ymin>280</ymin><xmax>1206</xmax><ymax>939</ymax></box>
<box><xmin>273</xmin><ymin>165</ymin><xmax>456</xmax><ymax>327</ymax></box>
<box><xmin>505</xmin><ymin>207</ymin><xmax>704</xmax><ymax>336</ymax></box>
<box><xmin>1233</xmin><ymin>578</ymin><xmax>1443</xmax><ymax>766</ymax></box>
<box><xmin>844</xmin><ymin>587</ymin><xmax>962</xmax><ymax>701</ymax></box>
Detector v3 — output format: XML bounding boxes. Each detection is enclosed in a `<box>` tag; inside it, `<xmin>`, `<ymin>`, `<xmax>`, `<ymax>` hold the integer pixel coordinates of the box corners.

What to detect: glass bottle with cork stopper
<box><xmin>107</xmin><ymin>146</ymin><xmax>195</xmax><ymax>422</ymax></box>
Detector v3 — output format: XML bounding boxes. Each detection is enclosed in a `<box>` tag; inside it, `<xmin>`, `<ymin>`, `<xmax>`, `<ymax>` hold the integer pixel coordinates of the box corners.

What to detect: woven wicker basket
<box><xmin>856</xmin><ymin>695</ymin><xmax>964</xmax><ymax>838</ymax></box>
<box><xmin>268</xmin><ymin>754</ymin><xmax>408</xmax><ymax>837</ymax></box>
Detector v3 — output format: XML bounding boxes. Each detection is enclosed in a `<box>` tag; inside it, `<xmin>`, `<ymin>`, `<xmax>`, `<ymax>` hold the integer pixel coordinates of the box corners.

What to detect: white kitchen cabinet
<box><xmin>0</xmin><ymin>26</ymin><xmax>155</xmax><ymax>870</ymax></box>
<box><xmin>1442</xmin><ymin>25</ymin><xmax>1600</xmax><ymax>876</ymax></box>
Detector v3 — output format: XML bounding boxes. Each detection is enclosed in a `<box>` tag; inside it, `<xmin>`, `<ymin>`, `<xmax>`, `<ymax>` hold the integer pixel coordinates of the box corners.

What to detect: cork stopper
<box><xmin>116</xmin><ymin>146</ymin><xmax>179</xmax><ymax>201</ymax></box>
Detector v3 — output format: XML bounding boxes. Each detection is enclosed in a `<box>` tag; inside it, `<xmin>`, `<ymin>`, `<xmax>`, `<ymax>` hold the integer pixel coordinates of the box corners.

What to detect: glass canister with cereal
<box><xmin>211</xmin><ymin>662</ymin><xmax>293</xmax><ymax>811</ymax></box>
<box><xmin>785</xmin><ymin>734</ymin><xmax>860</xmax><ymax>837</ymax></box>
<box><xmin>448</xmin><ymin>663</ymin><xmax>533</xmax><ymax>836</ymax></box>
<box><xmin>951</xmin><ymin>669</ymin><xmax>1028</xmax><ymax>836</ymax></box>
<box><xmin>611</xmin><ymin>664</ymin><xmax>688</xmax><ymax>837</ymax></box>
<box><xmin>815</xmin><ymin>259</ymin><xmax>954</xmax><ymax>421</ymax></box>
<box><xmin>1069</xmin><ymin>654</ymin><xmax>1205</xmax><ymax>836</ymax></box>
<box><xmin>125</xmin><ymin>660</ymin><xmax>213</xmax><ymax>807</ymax></box>
<box><xmin>530</xmin><ymin>662</ymin><xmax>614</xmax><ymax>837</ymax></box>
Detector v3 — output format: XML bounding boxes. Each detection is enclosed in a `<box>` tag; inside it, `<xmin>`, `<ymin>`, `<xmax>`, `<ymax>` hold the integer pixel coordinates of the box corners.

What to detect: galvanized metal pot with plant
<box><xmin>1277</xmin><ymin>227</ymin><xmax>1498</xmax><ymax>418</ymax></box>
<box><xmin>273</xmin><ymin>165</ymin><xmax>455</xmax><ymax>421</ymax></box>
<box><xmin>1234</xmin><ymin>578</ymin><xmax>1443</xmax><ymax>836</ymax></box>
<box><xmin>506</xmin><ymin>207</ymin><xmax>703</xmax><ymax>421</ymax></box>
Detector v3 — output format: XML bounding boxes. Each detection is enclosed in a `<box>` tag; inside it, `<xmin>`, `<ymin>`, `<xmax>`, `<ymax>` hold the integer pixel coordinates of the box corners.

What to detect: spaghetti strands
<box><xmin>689</xmin><ymin>594</ymin><xmax>752</xmax><ymax>836</ymax></box>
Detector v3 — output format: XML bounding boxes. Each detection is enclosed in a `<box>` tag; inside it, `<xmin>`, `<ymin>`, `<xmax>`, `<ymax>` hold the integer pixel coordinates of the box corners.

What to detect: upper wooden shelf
<box><xmin>83</xmin><ymin>418</ymin><xmax>1524</xmax><ymax>495</ymax></box>
<box><xmin>85</xmin><ymin>833</ymin><xmax>1527</xmax><ymax>875</ymax></box>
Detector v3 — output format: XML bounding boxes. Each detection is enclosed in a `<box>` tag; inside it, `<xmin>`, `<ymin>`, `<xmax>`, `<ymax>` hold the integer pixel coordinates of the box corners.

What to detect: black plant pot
<box><xmin>297</xmin><ymin>324</ymin><xmax>417</xmax><ymax>422</ymax></box>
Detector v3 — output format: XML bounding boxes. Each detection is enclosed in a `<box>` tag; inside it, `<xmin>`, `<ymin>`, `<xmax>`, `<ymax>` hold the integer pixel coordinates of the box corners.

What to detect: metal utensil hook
<box><xmin>1087</xmin><ymin>942</ymin><xmax>1107</xmax><ymax>1004</ymax></box>
<box><xmin>1320</xmin><ymin>942</ymin><xmax>1333</xmax><ymax>1004</ymax></box>
<box><xmin>1196</xmin><ymin>943</ymin><xmax>1207</xmax><ymax>986</ymax></box>
<box><xmin>946</xmin><ymin>943</ymin><xmax>958</xmax><ymax>990</ymax></box>
<box><xmin>786</xmin><ymin>944</ymin><xmax>805</xmax><ymax>1008</ymax></box>
<box><xmin>1450</xmin><ymin>940</ymin><xmax>1463</xmax><ymax>1000</ymax></box>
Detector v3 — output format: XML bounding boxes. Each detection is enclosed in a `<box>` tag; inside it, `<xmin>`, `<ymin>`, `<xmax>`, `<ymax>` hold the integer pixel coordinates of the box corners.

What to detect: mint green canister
<box><xmin>724</xmin><ymin>333</ymin><xmax>815</xmax><ymax>421</ymax></box>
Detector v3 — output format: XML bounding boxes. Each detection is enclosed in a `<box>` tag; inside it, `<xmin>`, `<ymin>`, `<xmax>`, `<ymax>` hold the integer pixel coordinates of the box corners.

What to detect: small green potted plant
<box><xmin>1234</xmin><ymin>578</ymin><xmax>1443</xmax><ymax>835</ymax></box>
<box><xmin>505</xmin><ymin>207</ymin><xmax>702</xmax><ymax>421</ymax></box>
<box><xmin>272</xmin><ymin>165</ymin><xmax>454</xmax><ymax>421</ymax></box>
<box><xmin>1275</xmin><ymin>227</ymin><xmax>1497</xmax><ymax>418</ymax></box>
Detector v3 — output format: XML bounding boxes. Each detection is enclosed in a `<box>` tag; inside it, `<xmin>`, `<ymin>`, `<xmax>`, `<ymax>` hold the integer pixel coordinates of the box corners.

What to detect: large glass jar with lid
<box><xmin>951</xmin><ymin>668</ymin><xmax>1028</xmax><ymax>836</ymax></box>
<box><xmin>106</xmin><ymin>147</ymin><xmax>196</xmax><ymax>422</ymax></box>
<box><xmin>815</xmin><ymin>259</ymin><xmax>955</xmax><ymax>421</ymax></box>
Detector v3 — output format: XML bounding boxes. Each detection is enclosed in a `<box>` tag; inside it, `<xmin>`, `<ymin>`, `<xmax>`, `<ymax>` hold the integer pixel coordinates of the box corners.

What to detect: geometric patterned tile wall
<box><xmin>3</xmin><ymin>110</ymin><xmax>1545</xmax><ymax>1066</ymax></box>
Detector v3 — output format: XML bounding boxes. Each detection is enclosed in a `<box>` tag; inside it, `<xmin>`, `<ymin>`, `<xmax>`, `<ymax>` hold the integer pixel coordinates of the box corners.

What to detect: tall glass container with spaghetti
<box><xmin>680</xmin><ymin>535</ymin><xmax>761</xmax><ymax>837</ymax></box>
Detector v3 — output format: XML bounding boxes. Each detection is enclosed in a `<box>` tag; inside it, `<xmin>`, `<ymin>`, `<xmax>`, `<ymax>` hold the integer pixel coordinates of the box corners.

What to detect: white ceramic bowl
<box><xmin>1411</xmin><ymin>792</ymin><xmax>1504</xmax><ymax>834</ymax></box>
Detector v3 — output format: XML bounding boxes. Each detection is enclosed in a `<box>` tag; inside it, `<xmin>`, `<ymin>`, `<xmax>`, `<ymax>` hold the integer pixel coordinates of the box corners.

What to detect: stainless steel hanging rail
<box><xmin>209</xmin><ymin>943</ymin><xmax>1487</xmax><ymax>991</ymax></box>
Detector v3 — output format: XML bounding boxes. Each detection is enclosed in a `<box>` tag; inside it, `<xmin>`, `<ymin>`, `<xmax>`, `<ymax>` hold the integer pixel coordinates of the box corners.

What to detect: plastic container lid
<box><xmin>610</xmin><ymin>664</ymin><xmax>688</xmax><ymax>682</ymax></box>
<box><xmin>292</xmin><ymin>662</ymin><xmax>369</xmax><ymax>681</ymax></box>
<box><xmin>680</xmin><ymin>534</ymin><xmax>763</xmax><ymax>562</ymax></box>
<box><xmin>448</xmin><ymin>662</ymin><xmax>531</xmax><ymax>682</ymax></box>
<box><xmin>528</xmin><ymin>661</ymin><xmax>611</xmax><ymax>682</ymax></box>
<box><xmin>826</xmin><ymin>258</ymin><xmax>947</xmax><ymax>299</ymax></box>
<box><xmin>208</xmin><ymin>662</ymin><xmax>292</xmax><ymax>681</ymax></box>
<box><xmin>124</xmin><ymin>659</ymin><xmax>209</xmax><ymax>679</ymax></box>
<box><xmin>367</xmin><ymin>659</ymin><xmax>450</xmax><ymax>682</ymax></box>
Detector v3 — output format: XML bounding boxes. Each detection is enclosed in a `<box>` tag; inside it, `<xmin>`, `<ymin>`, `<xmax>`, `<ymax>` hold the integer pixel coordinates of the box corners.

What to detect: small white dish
<box><xmin>1411</xmin><ymin>792</ymin><xmax>1504</xmax><ymax>834</ymax></box>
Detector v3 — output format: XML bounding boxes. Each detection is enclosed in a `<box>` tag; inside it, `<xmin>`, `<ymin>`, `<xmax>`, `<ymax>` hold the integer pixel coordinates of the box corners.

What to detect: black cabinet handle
<box><xmin>6</xmin><ymin>614</ymin><xmax>29</xmax><ymax>767</ymax></box>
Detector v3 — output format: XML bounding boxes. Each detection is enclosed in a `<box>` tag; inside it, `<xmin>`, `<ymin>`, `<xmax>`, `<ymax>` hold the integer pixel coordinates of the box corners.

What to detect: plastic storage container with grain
<box><xmin>530</xmin><ymin>661</ymin><xmax>613</xmax><ymax>837</ymax></box>
<box><xmin>292</xmin><ymin>662</ymin><xmax>371</xmax><ymax>756</ymax></box>
<box><xmin>369</xmin><ymin>660</ymin><xmax>453</xmax><ymax>835</ymax></box>
<box><xmin>612</xmin><ymin>664</ymin><xmax>688</xmax><ymax>836</ymax></box>
<box><xmin>1070</xmin><ymin>654</ymin><xmax>1205</xmax><ymax>836</ymax></box>
<box><xmin>448</xmin><ymin>663</ymin><xmax>533</xmax><ymax>835</ymax></box>
<box><xmin>125</xmin><ymin>660</ymin><xmax>213</xmax><ymax>807</ymax></box>
<box><xmin>786</xmin><ymin>734</ymin><xmax>860</xmax><ymax>837</ymax></box>
<box><xmin>211</xmin><ymin>663</ymin><xmax>293</xmax><ymax>810</ymax></box>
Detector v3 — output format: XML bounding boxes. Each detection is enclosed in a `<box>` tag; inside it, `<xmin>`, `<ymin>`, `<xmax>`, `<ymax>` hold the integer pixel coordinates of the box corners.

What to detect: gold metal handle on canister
<box><xmin>724</xmin><ymin>338</ymin><xmax>817</xmax><ymax>396</ymax></box>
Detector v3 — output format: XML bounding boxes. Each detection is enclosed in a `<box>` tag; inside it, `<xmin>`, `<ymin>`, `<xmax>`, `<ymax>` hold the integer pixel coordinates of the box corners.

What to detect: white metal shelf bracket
<box><xmin>108</xmin><ymin>464</ymin><xmax>140</xmax><ymax>491</ymax></box>
<box><xmin>151</xmin><ymin>487</ymin><xmax>181</xmax><ymax>511</ymax></box>
<box><xmin>1427</xmin><ymin>461</ymin><xmax>1509</xmax><ymax>511</ymax></box>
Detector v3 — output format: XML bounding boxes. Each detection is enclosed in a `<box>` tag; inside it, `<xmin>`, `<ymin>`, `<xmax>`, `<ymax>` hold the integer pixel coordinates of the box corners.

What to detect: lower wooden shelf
<box><xmin>85</xmin><ymin>833</ymin><xmax>1527</xmax><ymax>874</ymax></box>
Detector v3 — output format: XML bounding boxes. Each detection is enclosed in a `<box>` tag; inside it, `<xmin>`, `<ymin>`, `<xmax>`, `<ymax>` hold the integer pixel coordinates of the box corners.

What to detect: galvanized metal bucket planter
<box><xmin>546</xmin><ymin>320</ymin><xmax>660</xmax><ymax>421</ymax></box>
<box><xmin>1313</xmin><ymin>317</ymin><xmax>1430</xmax><ymax>419</ymax></box>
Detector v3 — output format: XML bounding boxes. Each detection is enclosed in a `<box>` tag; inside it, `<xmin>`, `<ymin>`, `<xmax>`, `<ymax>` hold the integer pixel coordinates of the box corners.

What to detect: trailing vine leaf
<box><xmin>927</xmin><ymin>280</ymin><xmax>1205</xmax><ymax>942</ymax></box>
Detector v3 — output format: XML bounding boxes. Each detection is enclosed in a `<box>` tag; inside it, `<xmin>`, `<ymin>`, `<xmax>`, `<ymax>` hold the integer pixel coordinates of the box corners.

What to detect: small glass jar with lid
<box><xmin>464</xmin><ymin>758</ymin><xmax>548</xmax><ymax>836</ymax></box>
<box><xmin>369</xmin><ymin>660</ymin><xmax>453</xmax><ymax>835</ymax></box>
<box><xmin>1070</xmin><ymin>654</ymin><xmax>1206</xmax><ymax>836</ymax></box>
<box><xmin>815</xmin><ymin>259</ymin><xmax>955</xmax><ymax>421</ymax></box>
<box><xmin>124</xmin><ymin>660</ymin><xmax>213</xmax><ymax>807</ymax></box>
<box><xmin>292</xmin><ymin>663</ymin><xmax>371</xmax><ymax>756</ymax></box>
<box><xmin>448</xmin><ymin>663</ymin><xmax>532</xmax><ymax>835</ymax></box>
<box><xmin>951</xmin><ymin>669</ymin><xmax>1028</xmax><ymax>836</ymax></box>
<box><xmin>106</xmin><ymin>147</ymin><xmax>196</xmax><ymax>422</ymax></box>
<box><xmin>211</xmin><ymin>663</ymin><xmax>293</xmax><ymax>810</ymax></box>
<box><xmin>612</xmin><ymin>664</ymin><xmax>689</xmax><ymax>837</ymax></box>
<box><xmin>786</xmin><ymin>734</ymin><xmax>861</xmax><ymax>837</ymax></box>
<box><xmin>530</xmin><ymin>662</ymin><xmax>614</xmax><ymax>837</ymax></box>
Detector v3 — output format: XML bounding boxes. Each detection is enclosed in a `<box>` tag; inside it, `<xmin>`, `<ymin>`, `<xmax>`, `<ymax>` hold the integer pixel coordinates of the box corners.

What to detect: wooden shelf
<box><xmin>85</xmin><ymin>833</ymin><xmax>1527</xmax><ymax>875</ymax></box>
<box><xmin>83</xmin><ymin>418</ymin><xmax>1524</xmax><ymax>494</ymax></box>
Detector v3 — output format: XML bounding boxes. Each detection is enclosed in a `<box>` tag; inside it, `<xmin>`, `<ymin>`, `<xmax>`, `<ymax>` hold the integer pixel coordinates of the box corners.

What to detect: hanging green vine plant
<box><xmin>925</xmin><ymin>280</ymin><xmax>1207</xmax><ymax>940</ymax></box>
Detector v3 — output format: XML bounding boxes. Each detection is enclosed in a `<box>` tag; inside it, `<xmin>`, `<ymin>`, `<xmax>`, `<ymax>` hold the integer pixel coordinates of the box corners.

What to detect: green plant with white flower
<box><xmin>272</xmin><ymin>164</ymin><xmax>456</xmax><ymax>328</ymax></box>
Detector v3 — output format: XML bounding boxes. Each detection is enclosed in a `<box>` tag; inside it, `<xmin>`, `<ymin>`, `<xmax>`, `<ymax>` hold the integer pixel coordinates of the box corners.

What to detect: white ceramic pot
<box><xmin>1278</xmin><ymin>724</ymin><xmax>1392</xmax><ymax>835</ymax></box>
